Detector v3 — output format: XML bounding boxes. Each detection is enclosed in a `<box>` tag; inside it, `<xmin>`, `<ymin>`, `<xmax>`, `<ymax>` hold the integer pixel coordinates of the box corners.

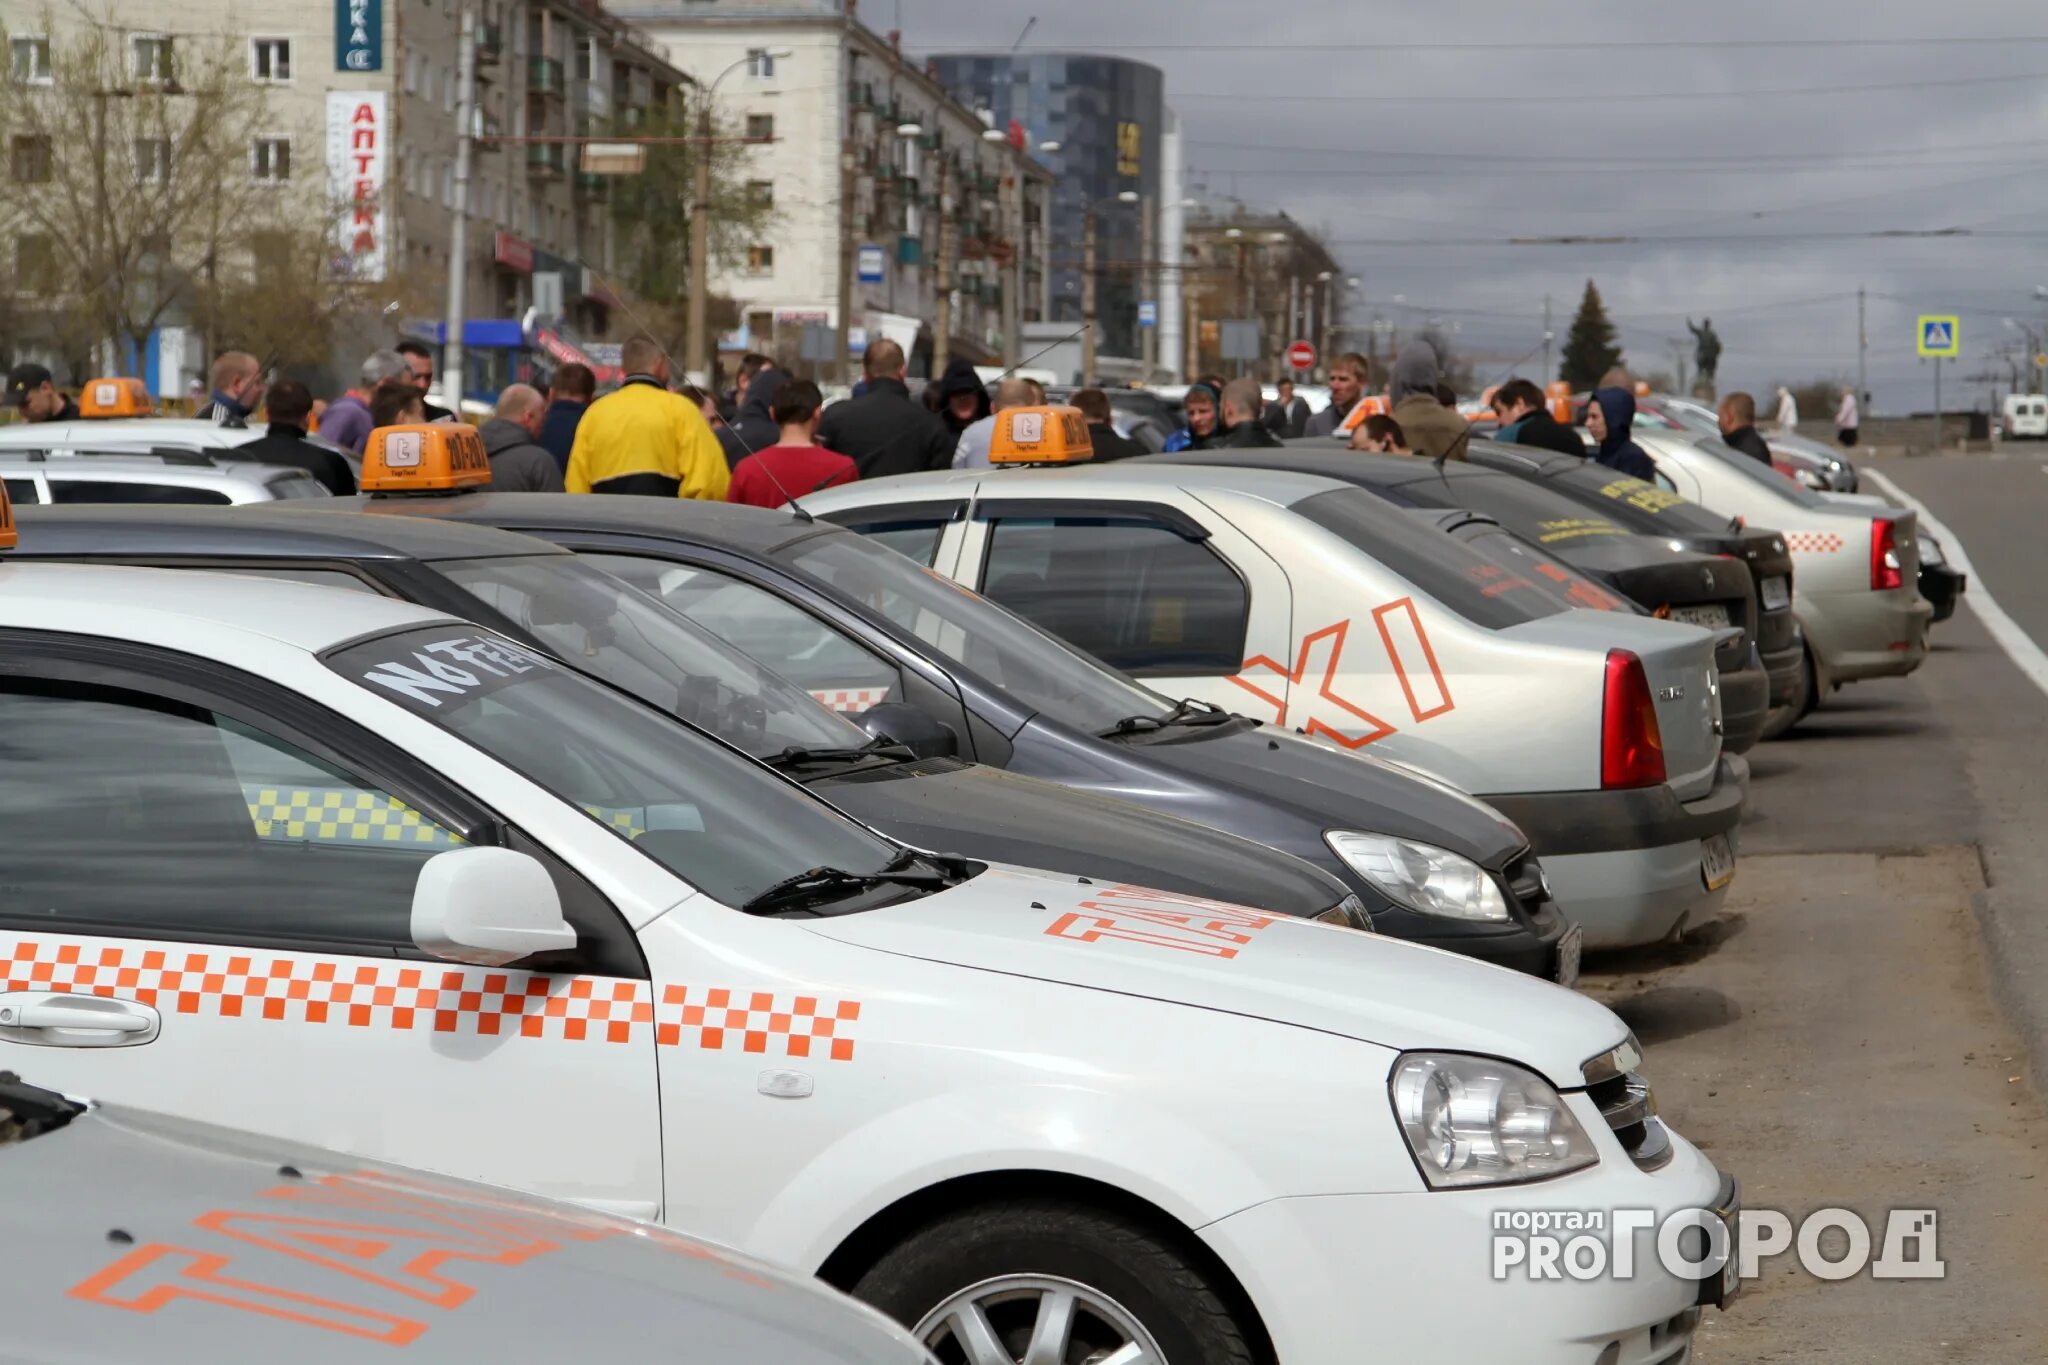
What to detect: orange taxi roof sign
<box><xmin>0</xmin><ymin>464</ymin><xmax>14</xmax><ymax>550</ymax></box>
<box><xmin>1337</xmin><ymin>394</ymin><xmax>1390</xmax><ymax>433</ymax></box>
<box><xmin>361</xmin><ymin>423</ymin><xmax>492</xmax><ymax>493</ymax></box>
<box><xmin>989</xmin><ymin>405</ymin><xmax>1094</xmax><ymax>464</ymax></box>
<box><xmin>80</xmin><ymin>377</ymin><xmax>153</xmax><ymax>418</ymax></box>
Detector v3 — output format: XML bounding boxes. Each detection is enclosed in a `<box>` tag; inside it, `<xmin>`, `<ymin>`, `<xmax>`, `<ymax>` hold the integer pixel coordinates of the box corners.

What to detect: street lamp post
<box><xmin>1316</xmin><ymin>270</ymin><xmax>1334</xmax><ymax>380</ymax></box>
<box><xmin>689</xmin><ymin>49</ymin><xmax>789</xmax><ymax>384</ymax></box>
<box><xmin>1082</xmin><ymin>190</ymin><xmax>1139</xmax><ymax>387</ymax></box>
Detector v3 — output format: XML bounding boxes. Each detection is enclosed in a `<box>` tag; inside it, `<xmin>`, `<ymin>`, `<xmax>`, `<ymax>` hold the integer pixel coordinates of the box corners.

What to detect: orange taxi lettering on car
<box><xmin>1045</xmin><ymin>884</ymin><xmax>1278</xmax><ymax>959</ymax></box>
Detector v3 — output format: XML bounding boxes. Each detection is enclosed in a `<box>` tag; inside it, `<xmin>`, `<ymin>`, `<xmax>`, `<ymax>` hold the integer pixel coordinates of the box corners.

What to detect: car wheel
<box><xmin>855</xmin><ymin>1198</ymin><xmax>1255</xmax><ymax>1365</ymax></box>
<box><xmin>1759</xmin><ymin>649</ymin><xmax>1817</xmax><ymax>740</ymax></box>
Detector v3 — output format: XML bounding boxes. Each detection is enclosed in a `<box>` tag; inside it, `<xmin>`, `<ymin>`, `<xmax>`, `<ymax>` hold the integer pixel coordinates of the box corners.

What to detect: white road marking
<box><xmin>1865</xmin><ymin>467</ymin><xmax>2048</xmax><ymax>699</ymax></box>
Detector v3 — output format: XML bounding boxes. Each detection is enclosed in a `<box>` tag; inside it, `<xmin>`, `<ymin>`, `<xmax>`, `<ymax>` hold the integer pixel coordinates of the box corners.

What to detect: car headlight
<box><xmin>1313</xmin><ymin>893</ymin><xmax>1376</xmax><ymax>932</ymax></box>
<box><xmin>1796</xmin><ymin>468</ymin><xmax>1828</xmax><ymax>491</ymax></box>
<box><xmin>1390</xmin><ymin>1051</ymin><xmax>1601</xmax><ymax>1189</ymax></box>
<box><xmin>1918</xmin><ymin>534</ymin><xmax>1946</xmax><ymax>566</ymax></box>
<box><xmin>1325</xmin><ymin>832</ymin><xmax>1509</xmax><ymax>922</ymax></box>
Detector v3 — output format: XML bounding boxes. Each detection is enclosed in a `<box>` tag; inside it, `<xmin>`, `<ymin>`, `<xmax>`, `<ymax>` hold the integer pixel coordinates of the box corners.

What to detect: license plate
<box><xmin>1670</xmin><ymin>603</ymin><xmax>1731</xmax><ymax>629</ymax></box>
<box><xmin>1701</xmin><ymin>834</ymin><xmax>1736</xmax><ymax>891</ymax></box>
<box><xmin>1553</xmin><ymin>922</ymin><xmax>1583</xmax><ymax>989</ymax></box>
<box><xmin>1760</xmin><ymin>575</ymin><xmax>1791</xmax><ymax>611</ymax></box>
<box><xmin>1699</xmin><ymin>1176</ymin><xmax>1743</xmax><ymax>1309</ymax></box>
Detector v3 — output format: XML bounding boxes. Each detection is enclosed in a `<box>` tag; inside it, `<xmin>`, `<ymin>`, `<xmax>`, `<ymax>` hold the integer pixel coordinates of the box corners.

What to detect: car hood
<box><xmin>1110</xmin><ymin>722</ymin><xmax>1529</xmax><ymax>867</ymax></box>
<box><xmin>810</xmin><ymin>867</ymin><xmax>1622</xmax><ymax>1087</ymax></box>
<box><xmin>4</xmin><ymin>1101</ymin><xmax>926</xmax><ymax>1363</ymax></box>
<box><xmin>814</xmin><ymin>758</ymin><xmax>1352</xmax><ymax>918</ymax></box>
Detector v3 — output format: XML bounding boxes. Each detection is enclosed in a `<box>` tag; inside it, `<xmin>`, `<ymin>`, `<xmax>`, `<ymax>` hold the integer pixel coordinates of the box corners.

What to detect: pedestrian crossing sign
<box><xmin>1917</xmin><ymin>315</ymin><xmax>1959</xmax><ymax>358</ymax></box>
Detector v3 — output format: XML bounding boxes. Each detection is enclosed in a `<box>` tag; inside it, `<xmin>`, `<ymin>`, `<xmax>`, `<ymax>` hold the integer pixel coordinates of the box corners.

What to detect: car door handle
<box><xmin>0</xmin><ymin>992</ymin><xmax>160</xmax><ymax>1047</ymax></box>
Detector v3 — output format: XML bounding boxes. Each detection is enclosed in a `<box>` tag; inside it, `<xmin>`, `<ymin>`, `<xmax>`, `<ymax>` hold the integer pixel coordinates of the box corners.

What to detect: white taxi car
<box><xmin>804</xmin><ymin>419</ymin><xmax>1747</xmax><ymax>950</ymax></box>
<box><xmin>1631</xmin><ymin>429</ymin><xmax>1929</xmax><ymax>721</ymax></box>
<box><xmin>0</xmin><ymin>447</ymin><xmax>1734</xmax><ymax>1362</ymax></box>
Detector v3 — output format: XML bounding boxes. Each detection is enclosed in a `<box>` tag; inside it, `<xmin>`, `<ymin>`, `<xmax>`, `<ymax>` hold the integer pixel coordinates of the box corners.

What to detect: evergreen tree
<box><xmin>1559</xmin><ymin>279</ymin><xmax>1624</xmax><ymax>389</ymax></box>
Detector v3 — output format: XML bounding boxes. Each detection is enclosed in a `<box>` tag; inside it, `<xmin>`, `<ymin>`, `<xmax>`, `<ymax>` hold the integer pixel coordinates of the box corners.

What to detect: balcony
<box><xmin>475</xmin><ymin>22</ymin><xmax>502</xmax><ymax>66</ymax></box>
<box><xmin>573</xmin><ymin>171</ymin><xmax>609</xmax><ymax>199</ymax></box>
<box><xmin>527</xmin><ymin>142</ymin><xmax>567</xmax><ymax>178</ymax></box>
<box><xmin>528</xmin><ymin>56</ymin><xmax>565</xmax><ymax>98</ymax></box>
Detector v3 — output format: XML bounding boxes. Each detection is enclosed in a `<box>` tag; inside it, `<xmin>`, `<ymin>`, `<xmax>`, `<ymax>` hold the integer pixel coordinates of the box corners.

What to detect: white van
<box><xmin>2001</xmin><ymin>393</ymin><xmax>2047</xmax><ymax>440</ymax></box>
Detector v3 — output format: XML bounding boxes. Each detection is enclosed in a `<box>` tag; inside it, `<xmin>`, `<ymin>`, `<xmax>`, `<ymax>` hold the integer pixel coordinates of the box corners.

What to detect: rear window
<box><xmin>1445</xmin><ymin>522</ymin><xmax>1634</xmax><ymax>615</ymax></box>
<box><xmin>1543</xmin><ymin>464</ymin><xmax>1736</xmax><ymax>536</ymax></box>
<box><xmin>1289</xmin><ymin>487</ymin><xmax>1569</xmax><ymax>630</ymax></box>
<box><xmin>1407</xmin><ymin>469</ymin><xmax>1634</xmax><ymax>548</ymax></box>
<box><xmin>1688</xmin><ymin>437</ymin><xmax>1828</xmax><ymax>509</ymax></box>
<box><xmin>49</xmin><ymin>480</ymin><xmax>231</xmax><ymax>505</ymax></box>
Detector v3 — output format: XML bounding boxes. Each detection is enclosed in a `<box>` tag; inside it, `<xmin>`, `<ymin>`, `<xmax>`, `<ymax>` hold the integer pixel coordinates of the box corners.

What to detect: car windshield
<box><xmin>1290</xmin><ymin>487</ymin><xmax>1570</xmax><ymax>630</ymax></box>
<box><xmin>433</xmin><ymin>555</ymin><xmax>865</xmax><ymax>759</ymax></box>
<box><xmin>1541</xmin><ymin>464</ymin><xmax>1738</xmax><ymax>536</ymax></box>
<box><xmin>325</xmin><ymin>625</ymin><xmax>902</xmax><ymax>907</ymax></box>
<box><xmin>779</xmin><ymin>530</ymin><xmax>1173</xmax><ymax>732</ymax></box>
<box><xmin>1687</xmin><ymin>436</ymin><xmax>1829</xmax><ymax>509</ymax></box>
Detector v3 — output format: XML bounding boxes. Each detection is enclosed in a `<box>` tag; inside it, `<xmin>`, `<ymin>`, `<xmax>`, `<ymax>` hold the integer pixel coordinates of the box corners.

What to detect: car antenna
<box><xmin>586</xmin><ymin>264</ymin><xmax>815</xmax><ymax>521</ymax></box>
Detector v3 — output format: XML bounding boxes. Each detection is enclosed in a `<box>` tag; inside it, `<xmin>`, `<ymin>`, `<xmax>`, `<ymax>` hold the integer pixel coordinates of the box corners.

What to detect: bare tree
<box><xmin>0</xmin><ymin>9</ymin><xmax>298</xmax><ymax>365</ymax></box>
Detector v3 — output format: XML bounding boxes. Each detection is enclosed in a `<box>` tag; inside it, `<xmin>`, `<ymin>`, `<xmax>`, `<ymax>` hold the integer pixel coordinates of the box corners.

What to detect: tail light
<box><xmin>1601</xmin><ymin>650</ymin><xmax>1667</xmax><ymax>790</ymax></box>
<box><xmin>1870</xmin><ymin>518</ymin><xmax>1903</xmax><ymax>591</ymax></box>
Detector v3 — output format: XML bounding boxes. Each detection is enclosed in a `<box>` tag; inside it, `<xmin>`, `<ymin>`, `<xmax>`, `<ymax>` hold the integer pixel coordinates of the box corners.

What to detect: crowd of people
<box><xmin>0</xmin><ymin>330</ymin><xmax>1834</xmax><ymax>511</ymax></box>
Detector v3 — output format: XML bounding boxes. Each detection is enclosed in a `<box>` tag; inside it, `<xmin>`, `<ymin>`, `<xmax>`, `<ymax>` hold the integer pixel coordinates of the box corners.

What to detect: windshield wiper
<box><xmin>761</xmin><ymin>735</ymin><xmax>914</xmax><ymax>772</ymax></box>
<box><xmin>1097</xmin><ymin>697</ymin><xmax>1235</xmax><ymax>737</ymax></box>
<box><xmin>740</xmin><ymin>849</ymin><xmax>953</xmax><ymax>916</ymax></box>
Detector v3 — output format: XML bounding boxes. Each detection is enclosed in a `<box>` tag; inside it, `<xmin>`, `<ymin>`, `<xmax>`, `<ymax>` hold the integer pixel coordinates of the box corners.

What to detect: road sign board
<box><xmin>1917</xmin><ymin>315</ymin><xmax>1959</xmax><ymax>358</ymax></box>
<box><xmin>1287</xmin><ymin>340</ymin><xmax>1317</xmax><ymax>371</ymax></box>
<box><xmin>856</xmin><ymin>244</ymin><xmax>886</xmax><ymax>284</ymax></box>
<box><xmin>1138</xmin><ymin>301</ymin><xmax>1158</xmax><ymax>329</ymax></box>
<box><xmin>1219</xmin><ymin>320</ymin><xmax>1262</xmax><ymax>362</ymax></box>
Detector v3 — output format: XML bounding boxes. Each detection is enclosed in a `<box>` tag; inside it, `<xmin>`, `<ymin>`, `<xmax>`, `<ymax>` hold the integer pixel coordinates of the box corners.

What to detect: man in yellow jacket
<box><xmin>566</xmin><ymin>336</ymin><xmax>730</xmax><ymax>498</ymax></box>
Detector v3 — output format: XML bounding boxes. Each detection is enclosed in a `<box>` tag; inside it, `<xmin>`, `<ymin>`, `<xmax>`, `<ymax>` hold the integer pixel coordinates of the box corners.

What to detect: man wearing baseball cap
<box><xmin>4</xmin><ymin>363</ymin><xmax>78</xmax><ymax>423</ymax></box>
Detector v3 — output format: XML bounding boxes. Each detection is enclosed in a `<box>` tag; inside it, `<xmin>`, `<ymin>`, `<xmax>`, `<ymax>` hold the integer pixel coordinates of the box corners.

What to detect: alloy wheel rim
<box><xmin>913</xmin><ymin>1273</ymin><xmax>1167</xmax><ymax>1365</ymax></box>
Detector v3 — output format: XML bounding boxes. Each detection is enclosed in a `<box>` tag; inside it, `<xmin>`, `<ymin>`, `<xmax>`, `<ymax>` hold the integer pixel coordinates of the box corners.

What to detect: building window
<box><xmin>746</xmin><ymin>179</ymin><xmax>773</xmax><ymax>210</ymax></box>
<box><xmin>133</xmin><ymin>137</ymin><xmax>171</xmax><ymax>185</ymax></box>
<box><xmin>745</xmin><ymin>113</ymin><xmax>774</xmax><ymax>141</ymax></box>
<box><xmin>249</xmin><ymin>37</ymin><xmax>291</xmax><ymax>83</ymax></box>
<box><xmin>131</xmin><ymin>34</ymin><xmax>174</xmax><ymax>84</ymax></box>
<box><xmin>10</xmin><ymin>135</ymin><xmax>51</xmax><ymax>184</ymax></box>
<box><xmin>745</xmin><ymin>48</ymin><xmax>776</xmax><ymax>78</ymax></box>
<box><xmin>9</xmin><ymin>36</ymin><xmax>51</xmax><ymax>85</ymax></box>
<box><xmin>745</xmin><ymin>244</ymin><xmax>774</xmax><ymax>275</ymax></box>
<box><xmin>16</xmin><ymin>232</ymin><xmax>55</xmax><ymax>287</ymax></box>
<box><xmin>251</xmin><ymin>136</ymin><xmax>291</xmax><ymax>184</ymax></box>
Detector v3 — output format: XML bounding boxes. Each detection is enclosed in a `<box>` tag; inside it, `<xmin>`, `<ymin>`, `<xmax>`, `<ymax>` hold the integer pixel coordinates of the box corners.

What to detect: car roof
<box><xmin>11</xmin><ymin>504</ymin><xmax>563</xmax><ymax>561</ymax></box>
<box><xmin>1160</xmin><ymin>445</ymin><xmax>1514</xmax><ymax>491</ymax></box>
<box><xmin>0</xmin><ymin>453</ymin><xmax>296</xmax><ymax>487</ymax></box>
<box><xmin>347</xmin><ymin>491</ymin><xmax>837</xmax><ymax>557</ymax></box>
<box><xmin>840</xmin><ymin>461</ymin><xmax>1353</xmax><ymax>508</ymax></box>
<box><xmin>0</xmin><ymin>418</ymin><xmax>262</xmax><ymax>448</ymax></box>
<box><xmin>0</xmin><ymin>561</ymin><xmax>456</xmax><ymax>651</ymax></box>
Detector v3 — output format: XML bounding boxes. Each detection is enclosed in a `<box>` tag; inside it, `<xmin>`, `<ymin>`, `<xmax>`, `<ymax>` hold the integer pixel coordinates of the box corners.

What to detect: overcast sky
<box><xmin>891</xmin><ymin>0</ymin><xmax>2048</xmax><ymax>412</ymax></box>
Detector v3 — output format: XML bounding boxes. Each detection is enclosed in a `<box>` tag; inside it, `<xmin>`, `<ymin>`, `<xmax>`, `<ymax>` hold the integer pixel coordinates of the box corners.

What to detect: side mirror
<box><xmin>411</xmin><ymin>847</ymin><xmax>576</xmax><ymax>967</ymax></box>
<box><xmin>858</xmin><ymin>701</ymin><xmax>957</xmax><ymax>760</ymax></box>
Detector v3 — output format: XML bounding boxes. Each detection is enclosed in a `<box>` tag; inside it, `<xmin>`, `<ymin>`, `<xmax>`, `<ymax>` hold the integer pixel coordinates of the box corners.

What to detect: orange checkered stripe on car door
<box><xmin>0</xmin><ymin>941</ymin><xmax>861</xmax><ymax>1060</ymax></box>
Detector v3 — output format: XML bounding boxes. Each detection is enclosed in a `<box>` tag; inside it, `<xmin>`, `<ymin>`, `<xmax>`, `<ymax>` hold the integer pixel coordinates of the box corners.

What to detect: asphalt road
<box><xmin>1579</xmin><ymin>454</ymin><xmax>2048</xmax><ymax>1361</ymax></box>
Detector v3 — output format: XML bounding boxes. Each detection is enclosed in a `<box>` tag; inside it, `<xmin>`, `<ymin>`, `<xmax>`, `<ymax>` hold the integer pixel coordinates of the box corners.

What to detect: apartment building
<box><xmin>1182</xmin><ymin>210</ymin><xmax>1345</xmax><ymax>382</ymax></box>
<box><xmin>615</xmin><ymin>0</ymin><xmax>1055</xmax><ymax>374</ymax></box>
<box><xmin>4</xmin><ymin>1</ymin><xmax>686</xmax><ymax>395</ymax></box>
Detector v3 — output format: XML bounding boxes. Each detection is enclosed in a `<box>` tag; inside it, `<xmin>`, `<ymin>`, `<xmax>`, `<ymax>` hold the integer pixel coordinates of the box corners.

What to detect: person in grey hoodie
<box><xmin>478</xmin><ymin>384</ymin><xmax>568</xmax><ymax>491</ymax></box>
<box><xmin>1385</xmin><ymin>341</ymin><xmax>1471</xmax><ymax>462</ymax></box>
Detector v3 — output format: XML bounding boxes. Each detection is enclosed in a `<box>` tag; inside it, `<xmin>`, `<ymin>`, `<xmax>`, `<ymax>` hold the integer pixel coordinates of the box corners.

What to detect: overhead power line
<box><xmin>1182</xmin><ymin>133</ymin><xmax>2048</xmax><ymax>166</ymax></box>
<box><xmin>909</xmin><ymin>36</ymin><xmax>2048</xmax><ymax>53</ymax></box>
<box><xmin>1170</xmin><ymin>68</ymin><xmax>2048</xmax><ymax>104</ymax></box>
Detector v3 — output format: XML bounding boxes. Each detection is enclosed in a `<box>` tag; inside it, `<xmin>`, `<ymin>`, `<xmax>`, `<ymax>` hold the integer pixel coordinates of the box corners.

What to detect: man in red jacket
<box><xmin>727</xmin><ymin>378</ymin><xmax>858</xmax><ymax>509</ymax></box>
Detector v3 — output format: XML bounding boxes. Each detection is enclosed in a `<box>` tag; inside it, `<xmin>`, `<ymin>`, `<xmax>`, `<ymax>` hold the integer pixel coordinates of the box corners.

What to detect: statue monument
<box><xmin>1688</xmin><ymin>318</ymin><xmax>1722</xmax><ymax>399</ymax></box>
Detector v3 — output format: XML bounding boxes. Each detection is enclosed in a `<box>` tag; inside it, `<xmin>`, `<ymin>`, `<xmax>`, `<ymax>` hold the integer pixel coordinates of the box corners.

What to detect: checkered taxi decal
<box><xmin>1783</xmin><ymin>532</ymin><xmax>1844</xmax><ymax>554</ymax></box>
<box><xmin>809</xmin><ymin>687</ymin><xmax>891</xmax><ymax>713</ymax></box>
<box><xmin>0</xmin><ymin>942</ymin><xmax>860</xmax><ymax>1060</ymax></box>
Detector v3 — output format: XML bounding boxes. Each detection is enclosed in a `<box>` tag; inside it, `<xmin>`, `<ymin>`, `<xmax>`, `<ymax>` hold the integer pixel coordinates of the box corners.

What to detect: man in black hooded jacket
<box><xmin>717</xmin><ymin>361</ymin><xmax>782</xmax><ymax>469</ymax></box>
<box><xmin>934</xmin><ymin>358</ymin><xmax>990</xmax><ymax>438</ymax></box>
